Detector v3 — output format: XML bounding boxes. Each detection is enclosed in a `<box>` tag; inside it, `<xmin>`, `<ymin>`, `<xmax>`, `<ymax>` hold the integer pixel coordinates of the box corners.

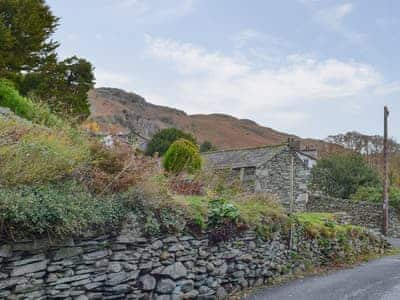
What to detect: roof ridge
<box><xmin>203</xmin><ymin>143</ymin><xmax>287</xmax><ymax>154</ymax></box>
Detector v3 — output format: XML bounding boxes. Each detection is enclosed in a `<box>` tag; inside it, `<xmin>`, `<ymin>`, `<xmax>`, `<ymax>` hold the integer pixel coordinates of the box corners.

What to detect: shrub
<box><xmin>310</xmin><ymin>153</ymin><xmax>380</xmax><ymax>198</ymax></box>
<box><xmin>351</xmin><ymin>185</ymin><xmax>400</xmax><ymax>211</ymax></box>
<box><xmin>121</xmin><ymin>175</ymin><xmax>189</xmax><ymax>235</ymax></box>
<box><xmin>196</xmin><ymin>197</ymin><xmax>240</xmax><ymax>243</ymax></box>
<box><xmin>208</xmin><ymin>198</ymin><xmax>239</xmax><ymax>227</ymax></box>
<box><xmin>145</xmin><ymin>128</ymin><xmax>197</xmax><ymax>156</ymax></box>
<box><xmin>89</xmin><ymin>141</ymin><xmax>125</xmax><ymax>174</ymax></box>
<box><xmin>76</xmin><ymin>142</ymin><xmax>160</xmax><ymax>194</ymax></box>
<box><xmin>0</xmin><ymin>118</ymin><xmax>91</xmax><ymax>186</ymax></box>
<box><xmin>0</xmin><ymin>79</ymin><xmax>63</xmax><ymax>127</ymax></box>
<box><xmin>200</xmin><ymin>140</ymin><xmax>216</xmax><ymax>152</ymax></box>
<box><xmin>195</xmin><ymin>168</ymin><xmax>243</xmax><ymax>199</ymax></box>
<box><xmin>163</xmin><ymin>139</ymin><xmax>202</xmax><ymax>174</ymax></box>
<box><xmin>0</xmin><ymin>181</ymin><xmax>124</xmax><ymax>239</ymax></box>
<box><xmin>172</xmin><ymin>195</ymin><xmax>209</xmax><ymax>231</ymax></box>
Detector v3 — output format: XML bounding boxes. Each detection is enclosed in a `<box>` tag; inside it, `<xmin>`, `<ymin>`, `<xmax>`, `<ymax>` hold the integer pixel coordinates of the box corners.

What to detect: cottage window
<box><xmin>304</xmin><ymin>159</ymin><xmax>309</xmax><ymax>167</ymax></box>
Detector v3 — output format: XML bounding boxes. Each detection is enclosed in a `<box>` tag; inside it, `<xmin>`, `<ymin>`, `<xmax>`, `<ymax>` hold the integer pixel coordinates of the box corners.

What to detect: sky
<box><xmin>47</xmin><ymin>0</ymin><xmax>400</xmax><ymax>140</ymax></box>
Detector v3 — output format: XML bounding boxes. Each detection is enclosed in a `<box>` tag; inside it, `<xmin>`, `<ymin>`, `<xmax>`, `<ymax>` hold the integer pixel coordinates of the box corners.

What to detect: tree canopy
<box><xmin>0</xmin><ymin>0</ymin><xmax>59</xmax><ymax>76</ymax></box>
<box><xmin>310</xmin><ymin>153</ymin><xmax>381</xmax><ymax>199</ymax></box>
<box><xmin>145</xmin><ymin>128</ymin><xmax>197</xmax><ymax>156</ymax></box>
<box><xmin>0</xmin><ymin>0</ymin><xmax>94</xmax><ymax>121</ymax></box>
<box><xmin>200</xmin><ymin>140</ymin><xmax>217</xmax><ymax>153</ymax></box>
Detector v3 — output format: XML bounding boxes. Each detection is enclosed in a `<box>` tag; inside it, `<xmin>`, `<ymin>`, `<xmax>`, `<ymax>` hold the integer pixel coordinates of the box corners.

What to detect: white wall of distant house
<box><xmin>297</xmin><ymin>152</ymin><xmax>317</xmax><ymax>169</ymax></box>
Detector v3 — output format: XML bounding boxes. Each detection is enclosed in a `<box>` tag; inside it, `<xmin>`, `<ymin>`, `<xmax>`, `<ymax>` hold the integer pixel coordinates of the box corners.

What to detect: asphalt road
<box><xmin>246</xmin><ymin>241</ymin><xmax>400</xmax><ymax>300</ymax></box>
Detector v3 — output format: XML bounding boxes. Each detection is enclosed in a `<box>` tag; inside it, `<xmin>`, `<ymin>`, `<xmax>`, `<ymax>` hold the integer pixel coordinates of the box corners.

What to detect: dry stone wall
<box><xmin>0</xmin><ymin>225</ymin><xmax>388</xmax><ymax>300</ymax></box>
<box><xmin>307</xmin><ymin>194</ymin><xmax>400</xmax><ymax>237</ymax></box>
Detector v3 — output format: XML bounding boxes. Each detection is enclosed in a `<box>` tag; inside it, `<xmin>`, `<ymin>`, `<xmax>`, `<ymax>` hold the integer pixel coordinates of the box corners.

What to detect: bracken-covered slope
<box><xmin>88</xmin><ymin>87</ymin><xmax>342</xmax><ymax>155</ymax></box>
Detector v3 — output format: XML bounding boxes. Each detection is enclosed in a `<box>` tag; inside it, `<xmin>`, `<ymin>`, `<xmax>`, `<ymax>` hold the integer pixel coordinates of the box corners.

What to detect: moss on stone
<box><xmin>295</xmin><ymin>212</ymin><xmax>364</xmax><ymax>239</ymax></box>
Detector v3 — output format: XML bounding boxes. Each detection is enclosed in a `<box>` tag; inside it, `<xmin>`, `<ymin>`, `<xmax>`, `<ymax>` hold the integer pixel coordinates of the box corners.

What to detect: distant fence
<box><xmin>307</xmin><ymin>193</ymin><xmax>400</xmax><ymax>237</ymax></box>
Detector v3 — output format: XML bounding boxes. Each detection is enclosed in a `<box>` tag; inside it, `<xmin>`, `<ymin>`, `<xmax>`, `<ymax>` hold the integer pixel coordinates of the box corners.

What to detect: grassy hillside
<box><xmin>88</xmin><ymin>87</ymin><xmax>343</xmax><ymax>155</ymax></box>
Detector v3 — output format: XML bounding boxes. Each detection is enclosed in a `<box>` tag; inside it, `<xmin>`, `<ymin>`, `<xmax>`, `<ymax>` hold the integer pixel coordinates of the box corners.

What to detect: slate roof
<box><xmin>202</xmin><ymin>144</ymin><xmax>288</xmax><ymax>169</ymax></box>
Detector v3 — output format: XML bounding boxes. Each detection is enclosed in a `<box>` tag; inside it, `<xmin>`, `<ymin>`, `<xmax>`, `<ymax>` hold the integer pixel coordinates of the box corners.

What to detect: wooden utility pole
<box><xmin>383</xmin><ymin>106</ymin><xmax>389</xmax><ymax>236</ymax></box>
<box><xmin>289</xmin><ymin>153</ymin><xmax>295</xmax><ymax>249</ymax></box>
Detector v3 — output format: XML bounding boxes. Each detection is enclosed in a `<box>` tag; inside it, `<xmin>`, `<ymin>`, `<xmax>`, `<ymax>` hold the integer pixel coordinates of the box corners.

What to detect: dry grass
<box><xmin>0</xmin><ymin>118</ymin><xmax>91</xmax><ymax>186</ymax></box>
<box><xmin>76</xmin><ymin>141</ymin><xmax>160</xmax><ymax>194</ymax></box>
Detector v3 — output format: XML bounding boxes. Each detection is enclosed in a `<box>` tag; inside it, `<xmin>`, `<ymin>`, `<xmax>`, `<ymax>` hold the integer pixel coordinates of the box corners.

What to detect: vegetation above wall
<box><xmin>310</xmin><ymin>153</ymin><xmax>381</xmax><ymax>199</ymax></box>
<box><xmin>0</xmin><ymin>117</ymin><xmax>90</xmax><ymax>186</ymax></box>
<box><xmin>0</xmin><ymin>181</ymin><xmax>123</xmax><ymax>239</ymax></box>
<box><xmin>351</xmin><ymin>185</ymin><xmax>400</xmax><ymax>211</ymax></box>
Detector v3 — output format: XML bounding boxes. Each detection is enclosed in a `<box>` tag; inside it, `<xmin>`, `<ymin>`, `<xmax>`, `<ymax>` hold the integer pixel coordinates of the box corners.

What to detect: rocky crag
<box><xmin>88</xmin><ymin>88</ymin><xmax>342</xmax><ymax>155</ymax></box>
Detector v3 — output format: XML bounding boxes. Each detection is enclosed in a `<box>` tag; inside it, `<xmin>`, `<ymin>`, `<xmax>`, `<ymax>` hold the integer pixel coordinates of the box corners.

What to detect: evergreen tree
<box><xmin>200</xmin><ymin>140</ymin><xmax>216</xmax><ymax>152</ymax></box>
<box><xmin>0</xmin><ymin>0</ymin><xmax>59</xmax><ymax>76</ymax></box>
<box><xmin>163</xmin><ymin>139</ymin><xmax>202</xmax><ymax>174</ymax></box>
<box><xmin>0</xmin><ymin>0</ymin><xmax>94</xmax><ymax>121</ymax></box>
<box><xmin>145</xmin><ymin>128</ymin><xmax>197</xmax><ymax>156</ymax></box>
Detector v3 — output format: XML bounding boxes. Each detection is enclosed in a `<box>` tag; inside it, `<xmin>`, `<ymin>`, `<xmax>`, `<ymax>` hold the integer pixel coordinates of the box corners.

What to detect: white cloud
<box><xmin>114</xmin><ymin>0</ymin><xmax>195</xmax><ymax>23</ymax></box>
<box><xmin>146</xmin><ymin>35</ymin><xmax>249</xmax><ymax>78</ymax></box>
<box><xmin>374</xmin><ymin>81</ymin><xmax>400</xmax><ymax>96</ymax></box>
<box><xmin>315</xmin><ymin>3</ymin><xmax>353</xmax><ymax>30</ymax></box>
<box><xmin>95</xmin><ymin>36</ymin><xmax>399</xmax><ymax>133</ymax></box>
<box><xmin>300</xmin><ymin>1</ymin><xmax>363</xmax><ymax>43</ymax></box>
<box><xmin>95</xmin><ymin>69</ymin><xmax>136</xmax><ymax>89</ymax></box>
<box><xmin>142</xmin><ymin>36</ymin><xmax>388</xmax><ymax>131</ymax></box>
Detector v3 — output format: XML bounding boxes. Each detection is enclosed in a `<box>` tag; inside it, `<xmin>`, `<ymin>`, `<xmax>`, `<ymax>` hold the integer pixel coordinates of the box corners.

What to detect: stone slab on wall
<box><xmin>307</xmin><ymin>194</ymin><xmax>400</xmax><ymax>237</ymax></box>
<box><xmin>0</xmin><ymin>227</ymin><xmax>388</xmax><ymax>300</ymax></box>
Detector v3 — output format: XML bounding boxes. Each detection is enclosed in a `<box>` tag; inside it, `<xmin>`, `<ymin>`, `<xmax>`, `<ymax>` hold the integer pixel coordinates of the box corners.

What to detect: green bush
<box><xmin>163</xmin><ymin>139</ymin><xmax>202</xmax><ymax>174</ymax></box>
<box><xmin>0</xmin><ymin>78</ymin><xmax>63</xmax><ymax>127</ymax></box>
<box><xmin>145</xmin><ymin>128</ymin><xmax>197</xmax><ymax>156</ymax></box>
<box><xmin>208</xmin><ymin>198</ymin><xmax>239</xmax><ymax>227</ymax></box>
<box><xmin>310</xmin><ymin>153</ymin><xmax>380</xmax><ymax>198</ymax></box>
<box><xmin>351</xmin><ymin>185</ymin><xmax>400</xmax><ymax>210</ymax></box>
<box><xmin>0</xmin><ymin>181</ymin><xmax>124</xmax><ymax>239</ymax></box>
<box><xmin>172</xmin><ymin>195</ymin><xmax>209</xmax><ymax>230</ymax></box>
<box><xmin>200</xmin><ymin>140</ymin><xmax>216</xmax><ymax>152</ymax></box>
<box><xmin>0</xmin><ymin>118</ymin><xmax>91</xmax><ymax>186</ymax></box>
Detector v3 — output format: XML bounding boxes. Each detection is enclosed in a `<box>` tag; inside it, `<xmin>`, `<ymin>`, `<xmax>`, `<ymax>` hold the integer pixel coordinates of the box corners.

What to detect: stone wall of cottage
<box><xmin>0</xmin><ymin>223</ymin><xmax>388</xmax><ymax>300</ymax></box>
<box><xmin>307</xmin><ymin>194</ymin><xmax>400</xmax><ymax>237</ymax></box>
<box><xmin>255</xmin><ymin>148</ymin><xmax>310</xmax><ymax>211</ymax></box>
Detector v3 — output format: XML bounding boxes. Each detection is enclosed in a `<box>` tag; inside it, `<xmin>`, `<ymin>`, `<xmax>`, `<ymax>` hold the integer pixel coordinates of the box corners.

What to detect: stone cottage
<box><xmin>202</xmin><ymin>140</ymin><xmax>317</xmax><ymax>210</ymax></box>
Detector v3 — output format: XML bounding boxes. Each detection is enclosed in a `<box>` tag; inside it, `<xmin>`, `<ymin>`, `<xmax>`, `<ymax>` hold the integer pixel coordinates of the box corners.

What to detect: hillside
<box><xmin>88</xmin><ymin>87</ymin><xmax>342</xmax><ymax>155</ymax></box>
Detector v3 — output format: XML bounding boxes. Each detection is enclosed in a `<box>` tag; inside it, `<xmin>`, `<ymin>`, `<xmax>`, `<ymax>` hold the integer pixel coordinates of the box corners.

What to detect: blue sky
<box><xmin>47</xmin><ymin>0</ymin><xmax>400</xmax><ymax>140</ymax></box>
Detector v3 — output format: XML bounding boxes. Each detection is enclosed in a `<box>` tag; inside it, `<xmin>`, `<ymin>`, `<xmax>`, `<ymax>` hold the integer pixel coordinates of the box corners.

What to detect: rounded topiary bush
<box><xmin>145</xmin><ymin>128</ymin><xmax>197</xmax><ymax>156</ymax></box>
<box><xmin>163</xmin><ymin>138</ymin><xmax>202</xmax><ymax>174</ymax></box>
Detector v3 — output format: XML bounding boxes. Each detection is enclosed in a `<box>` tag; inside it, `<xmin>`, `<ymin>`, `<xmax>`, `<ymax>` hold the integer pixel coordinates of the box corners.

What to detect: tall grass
<box><xmin>0</xmin><ymin>118</ymin><xmax>91</xmax><ymax>186</ymax></box>
<box><xmin>0</xmin><ymin>78</ymin><xmax>63</xmax><ymax>128</ymax></box>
